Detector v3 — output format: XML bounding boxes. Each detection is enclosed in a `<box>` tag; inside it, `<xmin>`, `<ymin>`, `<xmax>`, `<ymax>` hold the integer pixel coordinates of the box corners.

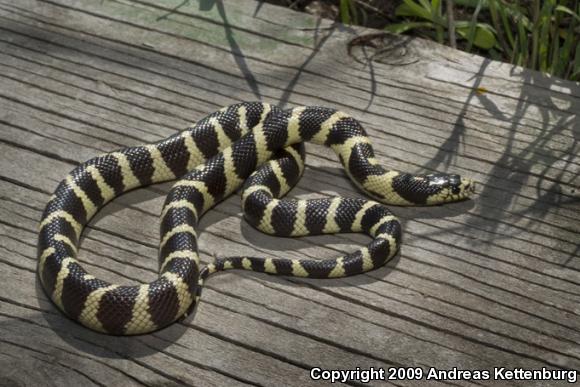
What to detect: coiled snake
<box><xmin>37</xmin><ymin>102</ymin><xmax>475</xmax><ymax>335</ymax></box>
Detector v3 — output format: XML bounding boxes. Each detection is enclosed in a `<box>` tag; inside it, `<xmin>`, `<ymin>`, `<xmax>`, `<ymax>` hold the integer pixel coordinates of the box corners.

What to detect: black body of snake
<box><xmin>37</xmin><ymin>102</ymin><xmax>474</xmax><ymax>335</ymax></box>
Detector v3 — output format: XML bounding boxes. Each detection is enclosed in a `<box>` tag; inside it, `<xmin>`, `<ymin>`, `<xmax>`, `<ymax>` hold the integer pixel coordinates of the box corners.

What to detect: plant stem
<box><xmin>488</xmin><ymin>0</ymin><xmax>511</xmax><ymax>56</ymax></box>
<box><xmin>433</xmin><ymin>0</ymin><xmax>445</xmax><ymax>43</ymax></box>
<box><xmin>517</xmin><ymin>15</ymin><xmax>528</xmax><ymax>66</ymax></box>
<box><xmin>447</xmin><ymin>0</ymin><xmax>457</xmax><ymax>48</ymax></box>
<box><xmin>499</xmin><ymin>1</ymin><xmax>516</xmax><ymax>52</ymax></box>
<box><xmin>466</xmin><ymin>0</ymin><xmax>484</xmax><ymax>52</ymax></box>
<box><xmin>550</xmin><ymin>2</ymin><xmax>562</xmax><ymax>76</ymax></box>
<box><xmin>530</xmin><ymin>0</ymin><xmax>541</xmax><ymax>71</ymax></box>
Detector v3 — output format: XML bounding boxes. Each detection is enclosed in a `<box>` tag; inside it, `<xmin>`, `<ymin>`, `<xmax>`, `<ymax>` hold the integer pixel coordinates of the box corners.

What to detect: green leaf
<box><xmin>516</xmin><ymin>17</ymin><xmax>529</xmax><ymax>66</ymax></box>
<box><xmin>464</xmin><ymin>0</ymin><xmax>484</xmax><ymax>52</ymax></box>
<box><xmin>395</xmin><ymin>0</ymin><xmax>448</xmax><ymax>25</ymax></box>
<box><xmin>497</xmin><ymin>1</ymin><xmax>516</xmax><ymax>49</ymax></box>
<box><xmin>348</xmin><ymin>0</ymin><xmax>359</xmax><ymax>25</ymax></box>
<box><xmin>538</xmin><ymin>0</ymin><xmax>555</xmax><ymax>71</ymax></box>
<box><xmin>384</xmin><ymin>21</ymin><xmax>435</xmax><ymax>34</ymax></box>
<box><xmin>431</xmin><ymin>0</ymin><xmax>441</xmax><ymax>14</ymax></box>
<box><xmin>397</xmin><ymin>0</ymin><xmax>433</xmax><ymax>20</ymax></box>
<box><xmin>487</xmin><ymin>0</ymin><xmax>510</xmax><ymax>54</ymax></box>
<box><xmin>553</xmin><ymin>26</ymin><xmax>574</xmax><ymax>77</ymax></box>
<box><xmin>456</xmin><ymin>23</ymin><xmax>497</xmax><ymax>50</ymax></box>
<box><xmin>339</xmin><ymin>0</ymin><xmax>351</xmax><ymax>25</ymax></box>
<box><xmin>417</xmin><ymin>0</ymin><xmax>432</xmax><ymax>11</ymax></box>
<box><xmin>395</xmin><ymin>3</ymin><xmax>416</xmax><ymax>17</ymax></box>
<box><xmin>501</xmin><ymin>2</ymin><xmax>532</xmax><ymax>31</ymax></box>
<box><xmin>431</xmin><ymin>0</ymin><xmax>444</xmax><ymax>42</ymax></box>
<box><xmin>453</xmin><ymin>0</ymin><xmax>489</xmax><ymax>9</ymax></box>
<box><xmin>555</xmin><ymin>5</ymin><xmax>580</xmax><ymax>23</ymax></box>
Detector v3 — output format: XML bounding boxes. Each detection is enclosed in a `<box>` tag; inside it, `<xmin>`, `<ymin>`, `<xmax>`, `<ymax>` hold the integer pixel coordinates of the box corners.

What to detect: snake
<box><xmin>37</xmin><ymin>102</ymin><xmax>475</xmax><ymax>335</ymax></box>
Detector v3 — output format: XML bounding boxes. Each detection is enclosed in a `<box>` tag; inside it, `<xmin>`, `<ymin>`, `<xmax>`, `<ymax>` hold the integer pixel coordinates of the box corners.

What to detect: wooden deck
<box><xmin>1</xmin><ymin>0</ymin><xmax>579</xmax><ymax>385</ymax></box>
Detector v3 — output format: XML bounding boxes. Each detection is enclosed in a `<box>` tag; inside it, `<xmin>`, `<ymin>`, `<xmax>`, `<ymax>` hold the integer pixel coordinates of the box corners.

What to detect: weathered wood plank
<box><xmin>0</xmin><ymin>0</ymin><xmax>579</xmax><ymax>385</ymax></box>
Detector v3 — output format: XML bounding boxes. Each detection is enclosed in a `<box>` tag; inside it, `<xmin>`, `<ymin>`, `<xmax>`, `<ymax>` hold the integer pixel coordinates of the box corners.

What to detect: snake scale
<box><xmin>37</xmin><ymin>102</ymin><xmax>475</xmax><ymax>335</ymax></box>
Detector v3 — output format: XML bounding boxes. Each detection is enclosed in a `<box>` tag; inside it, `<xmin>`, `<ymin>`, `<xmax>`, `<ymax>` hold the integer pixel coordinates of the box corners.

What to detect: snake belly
<box><xmin>37</xmin><ymin>102</ymin><xmax>474</xmax><ymax>335</ymax></box>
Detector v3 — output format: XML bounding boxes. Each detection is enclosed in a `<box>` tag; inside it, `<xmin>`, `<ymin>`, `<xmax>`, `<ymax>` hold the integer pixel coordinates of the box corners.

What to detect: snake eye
<box><xmin>448</xmin><ymin>174</ymin><xmax>462</xmax><ymax>194</ymax></box>
<box><xmin>448</xmin><ymin>174</ymin><xmax>461</xmax><ymax>186</ymax></box>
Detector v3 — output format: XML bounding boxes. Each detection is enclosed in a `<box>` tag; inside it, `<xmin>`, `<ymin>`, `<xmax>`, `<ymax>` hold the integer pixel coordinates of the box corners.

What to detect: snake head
<box><xmin>425</xmin><ymin>173</ymin><xmax>475</xmax><ymax>204</ymax></box>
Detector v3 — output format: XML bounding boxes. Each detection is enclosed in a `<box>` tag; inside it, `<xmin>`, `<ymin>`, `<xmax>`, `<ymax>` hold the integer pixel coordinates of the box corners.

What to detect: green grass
<box><xmin>338</xmin><ymin>0</ymin><xmax>580</xmax><ymax>81</ymax></box>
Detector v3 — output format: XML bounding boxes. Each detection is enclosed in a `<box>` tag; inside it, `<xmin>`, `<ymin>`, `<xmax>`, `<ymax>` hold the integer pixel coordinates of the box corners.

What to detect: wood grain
<box><xmin>0</xmin><ymin>0</ymin><xmax>578</xmax><ymax>386</ymax></box>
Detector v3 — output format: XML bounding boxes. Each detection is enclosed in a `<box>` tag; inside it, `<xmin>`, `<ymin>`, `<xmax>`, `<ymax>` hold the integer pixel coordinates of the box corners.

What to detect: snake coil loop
<box><xmin>37</xmin><ymin>102</ymin><xmax>474</xmax><ymax>335</ymax></box>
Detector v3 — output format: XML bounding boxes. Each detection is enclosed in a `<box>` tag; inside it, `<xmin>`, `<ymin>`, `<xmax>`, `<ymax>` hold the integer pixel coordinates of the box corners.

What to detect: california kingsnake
<box><xmin>37</xmin><ymin>102</ymin><xmax>475</xmax><ymax>335</ymax></box>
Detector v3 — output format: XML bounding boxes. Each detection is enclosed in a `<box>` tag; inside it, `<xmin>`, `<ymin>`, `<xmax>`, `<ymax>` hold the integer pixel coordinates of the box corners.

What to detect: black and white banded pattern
<box><xmin>37</xmin><ymin>102</ymin><xmax>475</xmax><ymax>335</ymax></box>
